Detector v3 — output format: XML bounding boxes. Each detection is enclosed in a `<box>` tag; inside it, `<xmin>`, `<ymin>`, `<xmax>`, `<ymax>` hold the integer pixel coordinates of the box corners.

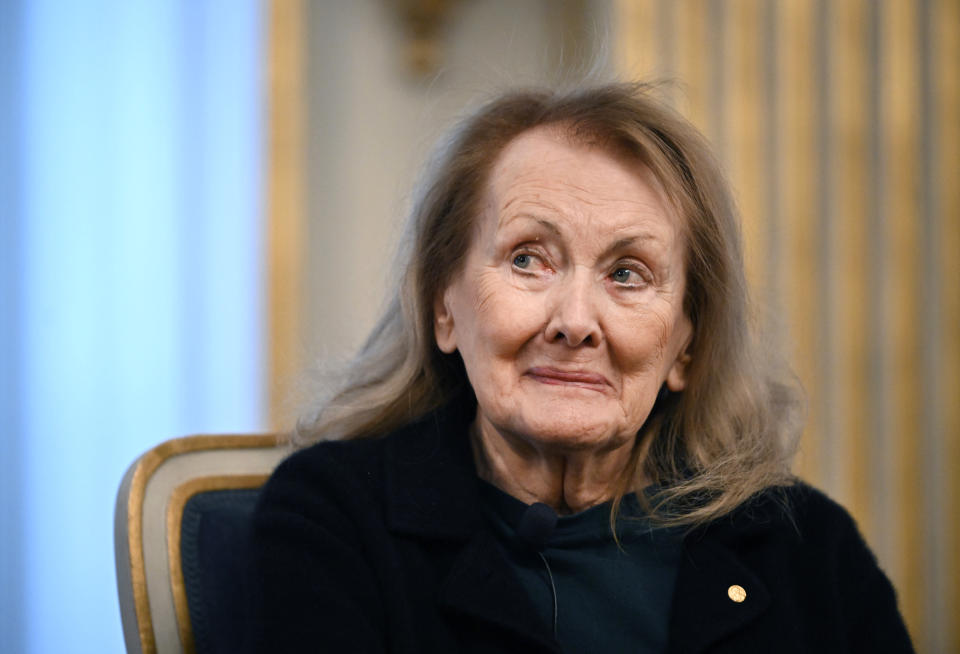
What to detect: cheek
<box><xmin>607</xmin><ymin>324</ymin><xmax>666</xmax><ymax>418</ymax></box>
<box><xmin>467</xmin><ymin>273</ymin><xmax>545</xmax><ymax>355</ymax></box>
<box><xmin>608</xmin><ymin>308</ymin><xmax>671</xmax><ymax>374</ymax></box>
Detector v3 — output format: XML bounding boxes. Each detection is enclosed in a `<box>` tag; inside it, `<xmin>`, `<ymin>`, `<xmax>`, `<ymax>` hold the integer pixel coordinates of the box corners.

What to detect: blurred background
<box><xmin>1</xmin><ymin>1</ymin><xmax>956</xmax><ymax>652</ymax></box>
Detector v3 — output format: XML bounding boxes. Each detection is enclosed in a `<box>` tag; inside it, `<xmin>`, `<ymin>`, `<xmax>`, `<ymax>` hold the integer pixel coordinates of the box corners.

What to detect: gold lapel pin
<box><xmin>727</xmin><ymin>584</ymin><xmax>747</xmax><ymax>603</ymax></box>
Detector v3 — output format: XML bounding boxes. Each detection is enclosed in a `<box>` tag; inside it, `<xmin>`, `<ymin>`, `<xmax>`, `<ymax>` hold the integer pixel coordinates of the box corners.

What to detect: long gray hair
<box><xmin>296</xmin><ymin>83</ymin><xmax>803</xmax><ymax>526</ymax></box>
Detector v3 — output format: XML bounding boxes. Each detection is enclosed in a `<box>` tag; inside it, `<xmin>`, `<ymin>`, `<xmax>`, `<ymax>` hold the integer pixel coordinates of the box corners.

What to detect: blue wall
<box><xmin>1</xmin><ymin>2</ymin><xmax>266</xmax><ymax>652</ymax></box>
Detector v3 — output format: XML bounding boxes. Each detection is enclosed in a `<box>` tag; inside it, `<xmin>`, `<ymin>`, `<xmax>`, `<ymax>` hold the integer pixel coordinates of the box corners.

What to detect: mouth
<box><xmin>525</xmin><ymin>366</ymin><xmax>611</xmax><ymax>392</ymax></box>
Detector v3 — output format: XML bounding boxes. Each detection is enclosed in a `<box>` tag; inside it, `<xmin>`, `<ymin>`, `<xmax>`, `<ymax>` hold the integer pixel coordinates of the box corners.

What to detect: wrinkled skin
<box><xmin>434</xmin><ymin>127</ymin><xmax>692</xmax><ymax>513</ymax></box>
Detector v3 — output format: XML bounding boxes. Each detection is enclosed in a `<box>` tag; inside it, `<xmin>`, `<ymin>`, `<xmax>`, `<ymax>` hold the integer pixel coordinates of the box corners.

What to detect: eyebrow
<box><xmin>599</xmin><ymin>235</ymin><xmax>660</xmax><ymax>261</ymax></box>
<box><xmin>504</xmin><ymin>214</ymin><xmax>662</xmax><ymax>254</ymax></box>
<box><xmin>497</xmin><ymin>213</ymin><xmax>563</xmax><ymax>235</ymax></box>
<box><xmin>534</xmin><ymin>218</ymin><xmax>562</xmax><ymax>236</ymax></box>
<box><xmin>609</xmin><ymin>237</ymin><xmax>639</xmax><ymax>251</ymax></box>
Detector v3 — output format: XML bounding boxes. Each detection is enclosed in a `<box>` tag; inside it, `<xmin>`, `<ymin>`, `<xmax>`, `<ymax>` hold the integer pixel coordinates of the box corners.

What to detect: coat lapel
<box><xmin>438</xmin><ymin>529</ymin><xmax>559</xmax><ymax>653</ymax></box>
<box><xmin>668</xmin><ymin>532</ymin><xmax>772</xmax><ymax>653</ymax></box>
<box><xmin>380</xmin><ymin>394</ymin><xmax>558</xmax><ymax>652</ymax></box>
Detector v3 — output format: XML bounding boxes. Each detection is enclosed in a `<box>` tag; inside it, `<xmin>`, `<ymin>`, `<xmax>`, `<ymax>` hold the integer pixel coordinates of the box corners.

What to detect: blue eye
<box><xmin>513</xmin><ymin>254</ymin><xmax>531</xmax><ymax>269</ymax></box>
<box><xmin>611</xmin><ymin>266</ymin><xmax>648</xmax><ymax>287</ymax></box>
<box><xmin>612</xmin><ymin>268</ymin><xmax>633</xmax><ymax>283</ymax></box>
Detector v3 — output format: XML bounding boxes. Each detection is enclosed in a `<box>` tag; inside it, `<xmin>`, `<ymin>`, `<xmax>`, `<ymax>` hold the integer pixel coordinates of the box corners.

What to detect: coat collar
<box><xmin>382</xmin><ymin>388</ymin><xmax>483</xmax><ymax>539</ymax></box>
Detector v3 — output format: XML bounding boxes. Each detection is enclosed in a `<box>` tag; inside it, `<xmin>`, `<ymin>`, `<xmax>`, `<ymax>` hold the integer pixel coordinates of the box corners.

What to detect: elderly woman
<box><xmin>248</xmin><ymin>84</ymin><xmax>913</xmax><ymax>653</ymax></box>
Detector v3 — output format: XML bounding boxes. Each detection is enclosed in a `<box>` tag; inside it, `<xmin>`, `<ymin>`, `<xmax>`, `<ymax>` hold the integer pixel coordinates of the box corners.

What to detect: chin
<box><xmin>509</xmin><ymin>405</ymin><xmax>633</xmax><ymax>453</ymax></box>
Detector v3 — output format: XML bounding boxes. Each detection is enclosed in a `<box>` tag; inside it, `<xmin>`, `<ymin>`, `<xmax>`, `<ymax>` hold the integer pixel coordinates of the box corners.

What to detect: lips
<box><xmin>525</xmin><ymin>366</ymin><xmax>611</xmax><ymax>391</ymax></box>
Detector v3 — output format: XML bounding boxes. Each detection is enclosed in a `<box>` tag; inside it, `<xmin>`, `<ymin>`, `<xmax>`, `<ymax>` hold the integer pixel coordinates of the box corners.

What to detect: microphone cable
<box><xmin>517</xmin><ymin>502</ymin><xmax>559</xmax><ymax>639</ymax></box>
<box><xmin>535</xmin><ymin>550</ymin><xmax>558</xmax><ymax>638</ymax></box>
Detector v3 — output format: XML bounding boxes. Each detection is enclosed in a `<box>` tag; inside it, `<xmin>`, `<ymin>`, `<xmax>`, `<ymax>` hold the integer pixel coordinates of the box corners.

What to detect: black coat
<box><xmin>247</xmin><ymin>398</ymin><xmax>914</xmax><ymax>653</ymax></box>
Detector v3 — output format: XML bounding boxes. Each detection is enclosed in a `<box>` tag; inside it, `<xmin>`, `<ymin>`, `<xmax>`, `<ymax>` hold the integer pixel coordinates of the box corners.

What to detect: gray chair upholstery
<box><xmin>115</xmin><ymin>434</ymin><xmax>288</xmax><ymax>654</ymax></box>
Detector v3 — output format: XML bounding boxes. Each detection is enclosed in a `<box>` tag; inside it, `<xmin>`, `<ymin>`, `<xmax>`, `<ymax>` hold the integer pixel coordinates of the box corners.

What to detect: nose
<box><xmin>544</xmin><ymin>271</ymin><xmax>603</xmax><ymax>348</ymax></box>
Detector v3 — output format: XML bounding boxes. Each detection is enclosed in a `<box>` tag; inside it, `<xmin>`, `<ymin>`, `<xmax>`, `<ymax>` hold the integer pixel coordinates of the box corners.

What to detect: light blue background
<box><xmin>1</xmin><ymin>1</ymin><xmax>266</xmax><ymax>652</ymax></box>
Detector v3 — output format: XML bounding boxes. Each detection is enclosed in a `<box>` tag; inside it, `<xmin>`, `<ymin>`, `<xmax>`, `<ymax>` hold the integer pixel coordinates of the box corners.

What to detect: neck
<box><xmin>470</xmin><ymin>418</ymin><xmax>644</xmax><ymax>514</ymax></box>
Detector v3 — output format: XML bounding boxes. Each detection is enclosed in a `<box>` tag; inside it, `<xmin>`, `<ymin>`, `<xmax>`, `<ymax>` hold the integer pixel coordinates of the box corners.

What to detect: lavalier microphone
<box><xmin>517</xmin><ymin>502</ymin><xmax>558</xmax><ymax>552</ymax></box>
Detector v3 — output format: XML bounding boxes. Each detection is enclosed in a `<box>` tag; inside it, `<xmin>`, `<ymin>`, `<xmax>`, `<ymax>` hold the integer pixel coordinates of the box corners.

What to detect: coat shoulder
<box><xmin>715</xmin><ymin>481</ymin><xmax>864</xmax><ymax>546</ymax></box>
<box><xmin>264</xmin><ymin>394</ymin><xmax>476</xmax><ymax>505</ymax></box>
<box><xmin>270</xmin><ymin>434</ymin><xmax>390</xmax><ymax>490</ymax></box>
<box><xmin>253</xmin><ymin>433</ymin><xmax>400</xmax><ymax>539</ymax></box>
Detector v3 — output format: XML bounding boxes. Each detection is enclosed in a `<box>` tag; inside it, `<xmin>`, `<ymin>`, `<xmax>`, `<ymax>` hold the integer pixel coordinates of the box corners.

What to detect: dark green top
<box><xmin>478</xmin><ymin>481</ymin><xmax>683</xmax><ymax>654</ymax></box>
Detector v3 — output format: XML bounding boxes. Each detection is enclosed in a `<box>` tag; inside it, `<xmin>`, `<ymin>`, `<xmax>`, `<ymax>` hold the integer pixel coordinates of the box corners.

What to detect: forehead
<box><xmin>483</xmin><ymin>127</ymin><xmax>681</xmax><ymax>240</ymax></box>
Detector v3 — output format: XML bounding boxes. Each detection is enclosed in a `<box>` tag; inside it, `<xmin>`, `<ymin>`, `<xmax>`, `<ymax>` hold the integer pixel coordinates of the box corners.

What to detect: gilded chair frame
<box><xmin>115</xmin><ymin>435</ymin><xmax>288</xmax><ymax>654</ymax></box>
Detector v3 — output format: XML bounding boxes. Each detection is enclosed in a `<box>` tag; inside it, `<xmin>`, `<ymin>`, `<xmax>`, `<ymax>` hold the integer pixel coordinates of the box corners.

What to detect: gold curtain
<box><xmin>267</xmin><ymin>0</ymin><xmax>306</xmax><ymax>430</ymax></box>
<box><xmin>614</xmin><ymin>1</ymin><xmax>959</xmax><ymax>650</ymax></box>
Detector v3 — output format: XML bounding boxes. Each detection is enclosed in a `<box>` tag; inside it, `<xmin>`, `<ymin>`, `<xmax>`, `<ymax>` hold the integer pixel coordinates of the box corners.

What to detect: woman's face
<box><xmin>434</xmin><ymin>127</ymin><xmax>692</xmax><ymax>456</ymax></box>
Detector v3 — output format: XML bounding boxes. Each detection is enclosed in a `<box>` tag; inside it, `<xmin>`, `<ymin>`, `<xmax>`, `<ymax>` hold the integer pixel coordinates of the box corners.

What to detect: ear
<box><xmin>665</xmin><ymin>317</ymin><xmax>693</xmax><ymax>392</ymax></box>
<box><xmin>433</xmin><ymin>288</ymin><xmax>458</xmax><ymax>353</ymax></box>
